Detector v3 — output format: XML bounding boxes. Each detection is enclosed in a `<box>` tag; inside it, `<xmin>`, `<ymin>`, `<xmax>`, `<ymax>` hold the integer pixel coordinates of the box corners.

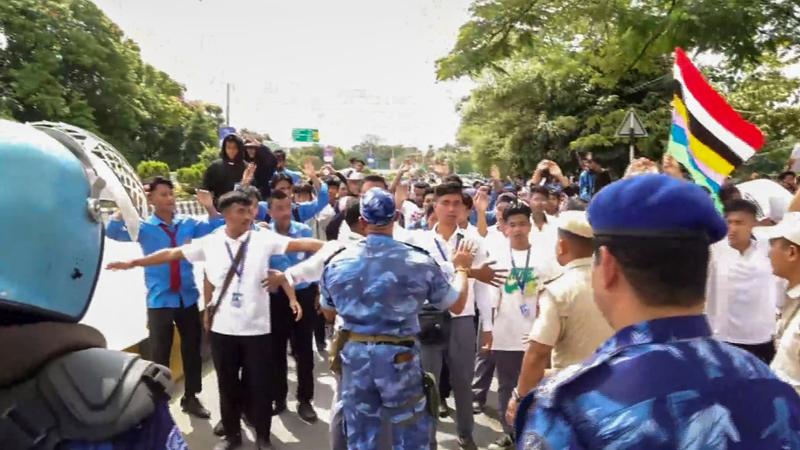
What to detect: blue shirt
<box><xmin>320</xmin><ymin>234</ymin><xmax>458</xmax><ymax>337</ymax></box>
<box><xmin>256</xmin><ymin>182</ymin><xmax>329</xmax><ymax>223</ymax></box>
<box><xmin>106</xmin><ymin>214</ymin><xmax>223</xmax><ymax>308</ymax></box>
<box><xmin>268</xmin><ymin>221</ymin><xmax>314</xmax><ymax>289</ymax></box>
<box><xmin>516</xmin><ymin>315</ymin><xmax>800</xmax><ymax>450</ymax></box>
<box><xmin>579</xmin><ymin>170</ymin><xmax>595</xmax><ymax>202</ymax></box>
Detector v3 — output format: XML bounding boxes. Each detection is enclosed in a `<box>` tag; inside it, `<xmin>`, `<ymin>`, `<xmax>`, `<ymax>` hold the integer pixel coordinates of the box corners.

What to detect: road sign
<box><xmin>615</xmin><ymin>109</ymin><xmax>648</xmax><ymax>138</ymax></box>
<box><xmin>218</xmin><ymin>126</ymin><xmax>236</xmax><ymax>141</ymax></box>
<box><xmin>292</xmin><ymin>128</ymin><xmax>320</xmax><ymax>143</ymax></box>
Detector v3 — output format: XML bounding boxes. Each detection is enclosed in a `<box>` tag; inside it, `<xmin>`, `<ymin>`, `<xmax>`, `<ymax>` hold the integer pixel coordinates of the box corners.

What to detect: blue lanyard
<box><xmin>434</xmin><ymin>233</ymin><xmax>463</xmax><ymax>261</ymax></box>
<box><xmin>224</xmin><ymin>233</ymin><xmax>251</xmax><ymax>280</ymax></box>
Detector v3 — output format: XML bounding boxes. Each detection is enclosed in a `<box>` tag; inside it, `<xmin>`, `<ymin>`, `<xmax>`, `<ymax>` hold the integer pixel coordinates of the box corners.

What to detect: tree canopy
<box><xmin>0</xmin><ymin>0</ymin><xmax>222</xmax><ymax>167</ymax></box>
<box><xmin>439</xmin><ymin>0</ymin><xmax>800</xmax><ymax>178</ymax></box>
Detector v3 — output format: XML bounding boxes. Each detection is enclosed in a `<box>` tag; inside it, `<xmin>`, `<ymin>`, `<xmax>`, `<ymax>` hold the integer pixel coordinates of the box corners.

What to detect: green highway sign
<box><xmin>292</xmin><ymin>128</ymin><xmax>320</xmax><ymax>143</ymax></box>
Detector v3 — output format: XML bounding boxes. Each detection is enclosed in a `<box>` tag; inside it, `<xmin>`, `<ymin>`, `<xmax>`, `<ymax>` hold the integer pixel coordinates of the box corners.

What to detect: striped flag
<box><xmin>668</xmin><ymin>48</ymin><xmax>765</xmax><ymax>196</ymax></box>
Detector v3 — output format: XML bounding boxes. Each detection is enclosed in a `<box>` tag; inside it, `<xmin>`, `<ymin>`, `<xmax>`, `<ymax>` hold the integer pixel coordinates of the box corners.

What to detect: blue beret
<box><xmin>360</xmin><ymin>187</ymin><xmax>396</xmax><ymax>225</ymax></box>
<box><xmin>587</xmin><ymin>174</ymin><xmax>726</xmax><ymax>243</ymax></box>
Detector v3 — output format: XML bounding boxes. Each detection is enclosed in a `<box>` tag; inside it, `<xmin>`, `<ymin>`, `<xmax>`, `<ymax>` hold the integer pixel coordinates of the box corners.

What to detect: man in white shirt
<box><xmin>484</xmin><ymin>202</ymin><xmax>560</xmax><ymax>449</ymax></box>
<box><xmin>528</xmin><ymin>186</ymin><xmax>557</xmax><ymax>250</ymax></box>
<box><xmin>107</xmin><ymin>190</ymin><xmax>324</xmax><ymax>450</ymax></box>
<box><xmin>472</xmin><ymin>192</ymin><xmax>516</xmax><ymax>412</ymax></box>
<box><xmin>786</xmin><ymin>142</ymin><xmax>800</xmax><ymax>173</ymax></box>
<box><xmin>404</xmin><ymin>182</ymin><xmax>494</xmax><ymax>450</ymax></box>
<box><xmin>766</xmin><ymin>212</ymin><xmax>800</xmax><ymax>395</ymax></box>
<box><xmin>706</xmin><ymin>199</ymin><xmax>781</xmax><ymax>363</ymax></box>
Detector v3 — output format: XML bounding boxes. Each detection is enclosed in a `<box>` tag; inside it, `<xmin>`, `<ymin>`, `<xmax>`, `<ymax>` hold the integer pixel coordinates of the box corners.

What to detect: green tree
<box><xmin>441</xmin><ymin>0</ymin><xmax>800</xmax><ymax>179</ymax></box>
<box><xmin>136</xmin><ymin>160</ymin><xmax>170</xmax><ymax>180</ymax></box>
<box><xmin>0</xmin><ymin>0</ymin><xmax>223</xmax><ymax>166</ymax></box>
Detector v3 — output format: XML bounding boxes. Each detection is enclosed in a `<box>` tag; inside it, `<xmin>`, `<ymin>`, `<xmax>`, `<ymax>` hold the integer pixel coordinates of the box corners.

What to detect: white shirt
<box><xmin>490</xmin><ymin>243</ymin><xmax>560</xmax><ymax>351</ymax></box>
<box><xmin>529</xmin><ymin>216</ymin><xmax>558</xmax><ymax>253</ymax></box>
<box><xmin>705</xmin><ymin>237</ymin><xmax>782</xmax><ymax>344</ymax></box>
<box><xmin>772</xmin><ymin>284</ymin><xmax>800</xmax><ymax>395</ymax></box>
<box><xmin>182</xmin><ymin>228</ymin><xmax>290</xmax><ymax>336</ymax></box>
<box><xmin>402</xmin><ymin>224</ymin><xmax>494</xmax><ymax>330</ymax></box>
<box><xmin>791</xmin><ymin>143</ymin><xmax>800</xmax><ymax>172</ymax></box>
<box><xmin>309</xmin><ymin>204</ymin><xmax>337</xmax><ymax>240</ymax></box>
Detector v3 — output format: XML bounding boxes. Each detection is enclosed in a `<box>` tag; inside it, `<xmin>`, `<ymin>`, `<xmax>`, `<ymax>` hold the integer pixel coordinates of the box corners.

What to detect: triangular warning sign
<box><xmin>616</xmin><ymin>109</ymin><xmax>648</xmax><ymax>138</ymax></box>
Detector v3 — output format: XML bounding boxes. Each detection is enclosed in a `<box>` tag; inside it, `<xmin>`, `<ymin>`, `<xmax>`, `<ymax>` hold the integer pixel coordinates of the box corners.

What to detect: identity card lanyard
<box><xmin>224</xmin><ymin>233</ymin><xmax>251</xmax><ymax>308</ymax></box>
<box><xmin>510</xmin><ymin>245</ymin><xmax>532</xmax><ymax>293</ymax></box>
<box><xmin>434</xmin><ymin>233</ymin><xmax>463</xmax><ymax>261</ymax></box>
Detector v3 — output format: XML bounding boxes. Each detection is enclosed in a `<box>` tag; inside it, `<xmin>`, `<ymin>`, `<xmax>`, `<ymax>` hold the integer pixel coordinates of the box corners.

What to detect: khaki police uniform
<box><xmin>528</xmin><ymin>257</ymin><xmax>613</xmax><ymax>371</ymax></box>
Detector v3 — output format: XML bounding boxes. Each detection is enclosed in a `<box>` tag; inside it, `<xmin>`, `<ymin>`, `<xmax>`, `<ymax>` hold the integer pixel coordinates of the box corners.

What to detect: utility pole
<box><xmin>225</xmin><ymin>83</ymin><xmax>231</xmax><ymax>126</ymax></box>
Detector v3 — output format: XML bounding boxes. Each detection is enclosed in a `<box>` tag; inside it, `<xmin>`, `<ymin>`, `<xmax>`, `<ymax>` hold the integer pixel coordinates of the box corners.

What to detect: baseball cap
<box><xmin>763</xmin><ymin>212</ymin><xmax>800</xmax><ymax>245</ymax></box>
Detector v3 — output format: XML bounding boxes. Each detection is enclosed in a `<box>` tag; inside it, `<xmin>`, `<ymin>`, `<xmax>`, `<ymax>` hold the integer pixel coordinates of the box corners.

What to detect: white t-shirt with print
<box><xmin>182</xmin><ymin>228</ymin><xmax>290</xmax><ymax>336</ymax></box>
<box><xmin>489</xmin><ymin>243</ymin><xmax>560</xmax><ymax>351</ymax></box>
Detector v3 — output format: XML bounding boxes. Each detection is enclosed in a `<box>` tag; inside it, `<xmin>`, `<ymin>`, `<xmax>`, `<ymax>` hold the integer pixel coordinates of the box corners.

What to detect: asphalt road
<box><xmin>168</xmin><ymin>349</ymin><xmax>506</xmax><ymax>450</ymax></box>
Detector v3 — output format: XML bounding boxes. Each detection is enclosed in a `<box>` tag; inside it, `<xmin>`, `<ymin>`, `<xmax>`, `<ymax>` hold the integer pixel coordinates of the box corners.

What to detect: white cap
<box><xmin>763</xmin><ymin>212</ymin><xmax>800</xmax><ymax>245</ymax></box>
<box><xmin>347</xmin><ymin>172</ymin><xmax>365</xmax><ymax>181</ymax></box>
<box><xmin>557</xmin><ymin>210</ymin><xmax>593</xmax><ymax>239</ymax></box>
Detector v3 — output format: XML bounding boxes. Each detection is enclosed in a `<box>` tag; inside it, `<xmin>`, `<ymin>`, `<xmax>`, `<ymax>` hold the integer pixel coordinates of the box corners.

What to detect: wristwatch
<box><xmin>512</xmin><ymin>388</ymin><xmax>520</xmax><ymax>402</ymax></box>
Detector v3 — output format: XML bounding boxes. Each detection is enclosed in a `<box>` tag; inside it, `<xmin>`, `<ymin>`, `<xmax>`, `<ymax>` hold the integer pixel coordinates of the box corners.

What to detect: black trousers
<box><xmin>271</xmin><ymin>285</ymin><xmax>317</xmax><ymax>404</ymax></box>
<box><xmin>729</xmin><ymin>341</ymin><xmax>776</xmax><ymax>365</ymax></box>
<box><xmin>147</xmin><ymin>303</ymin><xmax>202</xmax><ymax>396</ymax></box>
<box><xmin>314</xmin><ymin>309</ymin><xmax>327</xmax><ymax>348</ymax></box>
<box><xmin>211</xmin><ymin>332</ymin><xmax>273</xmax><ymax>440</ymax></box>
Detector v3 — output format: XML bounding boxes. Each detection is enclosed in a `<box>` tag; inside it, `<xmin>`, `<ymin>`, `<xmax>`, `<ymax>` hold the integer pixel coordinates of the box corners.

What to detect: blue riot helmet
<box><xmin>0</xmin><ymin>120</ymin><xmax>106</xmax><ymax>322</ymax></box>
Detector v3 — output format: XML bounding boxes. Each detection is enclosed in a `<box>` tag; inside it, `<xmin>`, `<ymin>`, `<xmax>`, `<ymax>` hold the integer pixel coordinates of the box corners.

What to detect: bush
<box><xmin>197</xmin><ymin>145</ymin><xmax>219</xmax><ymax>169</ymax></box>
<box><xmin>136</xmin><ymin>160</ymin><xmax>171</xmax><ymax>181</ymax></box>
<box><xmin>176</xmin><ymin>163</ymin><xmax>205</xmax><ymax>194</ymax></box>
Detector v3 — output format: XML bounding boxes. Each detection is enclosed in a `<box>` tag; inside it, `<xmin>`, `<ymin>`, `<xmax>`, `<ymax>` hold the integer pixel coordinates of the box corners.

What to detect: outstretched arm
<box><xmin>106</xmin><ymin>247</ymin><xmax>185</xmax><ymax>270</ymax></box>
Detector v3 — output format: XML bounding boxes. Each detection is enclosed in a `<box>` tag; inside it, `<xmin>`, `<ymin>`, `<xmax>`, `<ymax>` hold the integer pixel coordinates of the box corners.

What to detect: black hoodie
<box><xmin>243</xmin><ymin>144</ymin><xmax>278</xmax><ymax>200</ymax></box>
<box><xmin>203</xmin><ymin>134</ymin><xmax>246</xmax><ymax>203</ymax></box>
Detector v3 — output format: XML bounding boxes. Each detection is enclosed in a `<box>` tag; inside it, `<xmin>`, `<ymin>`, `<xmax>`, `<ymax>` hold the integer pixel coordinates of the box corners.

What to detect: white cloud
<box><xmin>91</xmin><ymin>0</ymin><xmax>474</xmax><ymax>149</ymax></box>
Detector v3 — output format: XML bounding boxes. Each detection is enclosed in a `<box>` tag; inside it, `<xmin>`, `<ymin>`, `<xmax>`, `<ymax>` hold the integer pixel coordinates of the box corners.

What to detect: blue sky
<box><xmin>92</xmin><ymin>0</ymin><xmax>475</xmax><ymax>149</ymax></box>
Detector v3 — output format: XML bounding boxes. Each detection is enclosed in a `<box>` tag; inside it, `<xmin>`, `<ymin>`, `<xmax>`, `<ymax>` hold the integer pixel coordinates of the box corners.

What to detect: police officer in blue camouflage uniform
<box><xmin>0</xmin><ymin>119</ymin><xmax>187</xmax><ymax>450</ymax></box>
<box><xmin>321</xmin><ymin>187</ymin><xmax>475</xmax><ymax>450</ymax></box>
<box><xmin>515</xmin><ymin>174</ymin><xmax>800</xmax><ymax>449</ymax></box>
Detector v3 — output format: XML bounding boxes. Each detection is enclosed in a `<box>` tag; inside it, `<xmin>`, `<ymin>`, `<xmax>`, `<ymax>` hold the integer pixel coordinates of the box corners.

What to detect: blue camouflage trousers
<box><xmin>340</xmin><ymin>341</ymin><xmax>431</xmax><ymax>450</ymax></box>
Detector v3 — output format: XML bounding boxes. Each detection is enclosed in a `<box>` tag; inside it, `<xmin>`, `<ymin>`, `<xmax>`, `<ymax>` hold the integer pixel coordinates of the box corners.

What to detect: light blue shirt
<box><xmin>268</xmin><ymin>221</ymin><xmax>314</xmax><ymax>290</ymax></box>
<box><xmin>106</xmin><ymin>214</ymin><xmax>223</xmax><ymax>308</ymax></box>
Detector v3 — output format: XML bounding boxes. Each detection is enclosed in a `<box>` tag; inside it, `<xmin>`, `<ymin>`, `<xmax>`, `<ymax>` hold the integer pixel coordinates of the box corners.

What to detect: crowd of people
<box><xmin>5</xmin><ymin>118</ymin><xmax>800</xmax><ymax>450</ymax></box>
<box><xmin>99</xmin><ymin>132</ymin><xmax>800</xmax><ymax>450</ymax></box>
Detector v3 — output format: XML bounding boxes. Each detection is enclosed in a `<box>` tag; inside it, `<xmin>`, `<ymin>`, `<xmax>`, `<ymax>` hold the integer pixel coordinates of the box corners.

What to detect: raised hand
<box><xmin>473</xmin><ymin>190</ymin><xmax>489</xmax><ymax>213</ymax></box>
<box><xmin>490</xmin><ymin>164</ymin><xmax>501</xmax><ymax>180</ymax></box>
<box><xmin>195</xmin><ymin>189</ymin><xmax>214</xmax><ymax>209</ymax></box>
<box><xmin>452</xmin><ymin>240</ymin><xmax>476</xmax><ymax>271</ymax></box>
<box><xmin>303</xmin><ymin>158</ymin><xmax>318</xmax><ymax>180</ymax></box>
<box><xmin>242</xmin><ymin>162</ymin><xmax>256</xmax><ymax>186</ymax></box>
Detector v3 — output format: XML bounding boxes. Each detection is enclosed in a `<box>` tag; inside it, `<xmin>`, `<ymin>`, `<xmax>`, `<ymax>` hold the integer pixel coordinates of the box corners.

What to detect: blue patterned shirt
<box><xmin>516</xmin><ymin>315</ymin><xmax>800</xmax><ymax>449</ymax></box>
<box><xmin>320</xmin><ymin>234</ymin><xmax>459</xmax><ymax>337</ymax></box>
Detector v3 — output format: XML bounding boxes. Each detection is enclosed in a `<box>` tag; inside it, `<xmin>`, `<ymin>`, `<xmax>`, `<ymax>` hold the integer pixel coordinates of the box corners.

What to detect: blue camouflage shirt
<box><xmin>516</xmin><ymin>315</ymin><xmax>800</xmax><ymax>450</ymax></box>
<box><xmin>320</xmin><ymin>233</ymin><xmax>458</xmax><ymax>337</ymax></box>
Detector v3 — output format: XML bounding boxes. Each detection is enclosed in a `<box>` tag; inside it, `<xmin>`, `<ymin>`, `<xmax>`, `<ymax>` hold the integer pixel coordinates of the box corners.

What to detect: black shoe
<box><xmin>438</xmin><ymin>402</ymin><xmax>450</xmax><ymax>418</ymax></box>
<box><xmin>213</xmin><ymin>435</ymin><xmax>242</xmax><ymax>450</ymax></box>
<box><xmin>472</xmin><ymin>400</ymin><xmax>484</xmax><ymax>415</ymax></box>
<box><xmin>458</xmin><ymin>437</ymin><xmax>478</xmax><ymax>450</ymax></box>
<box><xmin>297</xmin><ymin>401</ymin><xmax>318</xmax><ymax>422</ymax></box>
<box><xmin>255</xmin><ymin>437</ymin><xmax>274</xmax><ymax>450</ymax></box>
<box><xmin>181</xmin><ymin>395</ymin><xmax>211</xmax><ymax>419</ymax></box>
<box><xmin>488</xmin><ymin>434</ymin><xmax>514</xmax><ymax>449</ymax></box>
<box><xmin>213</xmin><ymin>420</ymin><xmax>225</xmax><ymax>437</ymax></box>
<box><xmin>272</xmin><ymin>401</ymin><xmax>287</xmax><ymax>416</ymax></box>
